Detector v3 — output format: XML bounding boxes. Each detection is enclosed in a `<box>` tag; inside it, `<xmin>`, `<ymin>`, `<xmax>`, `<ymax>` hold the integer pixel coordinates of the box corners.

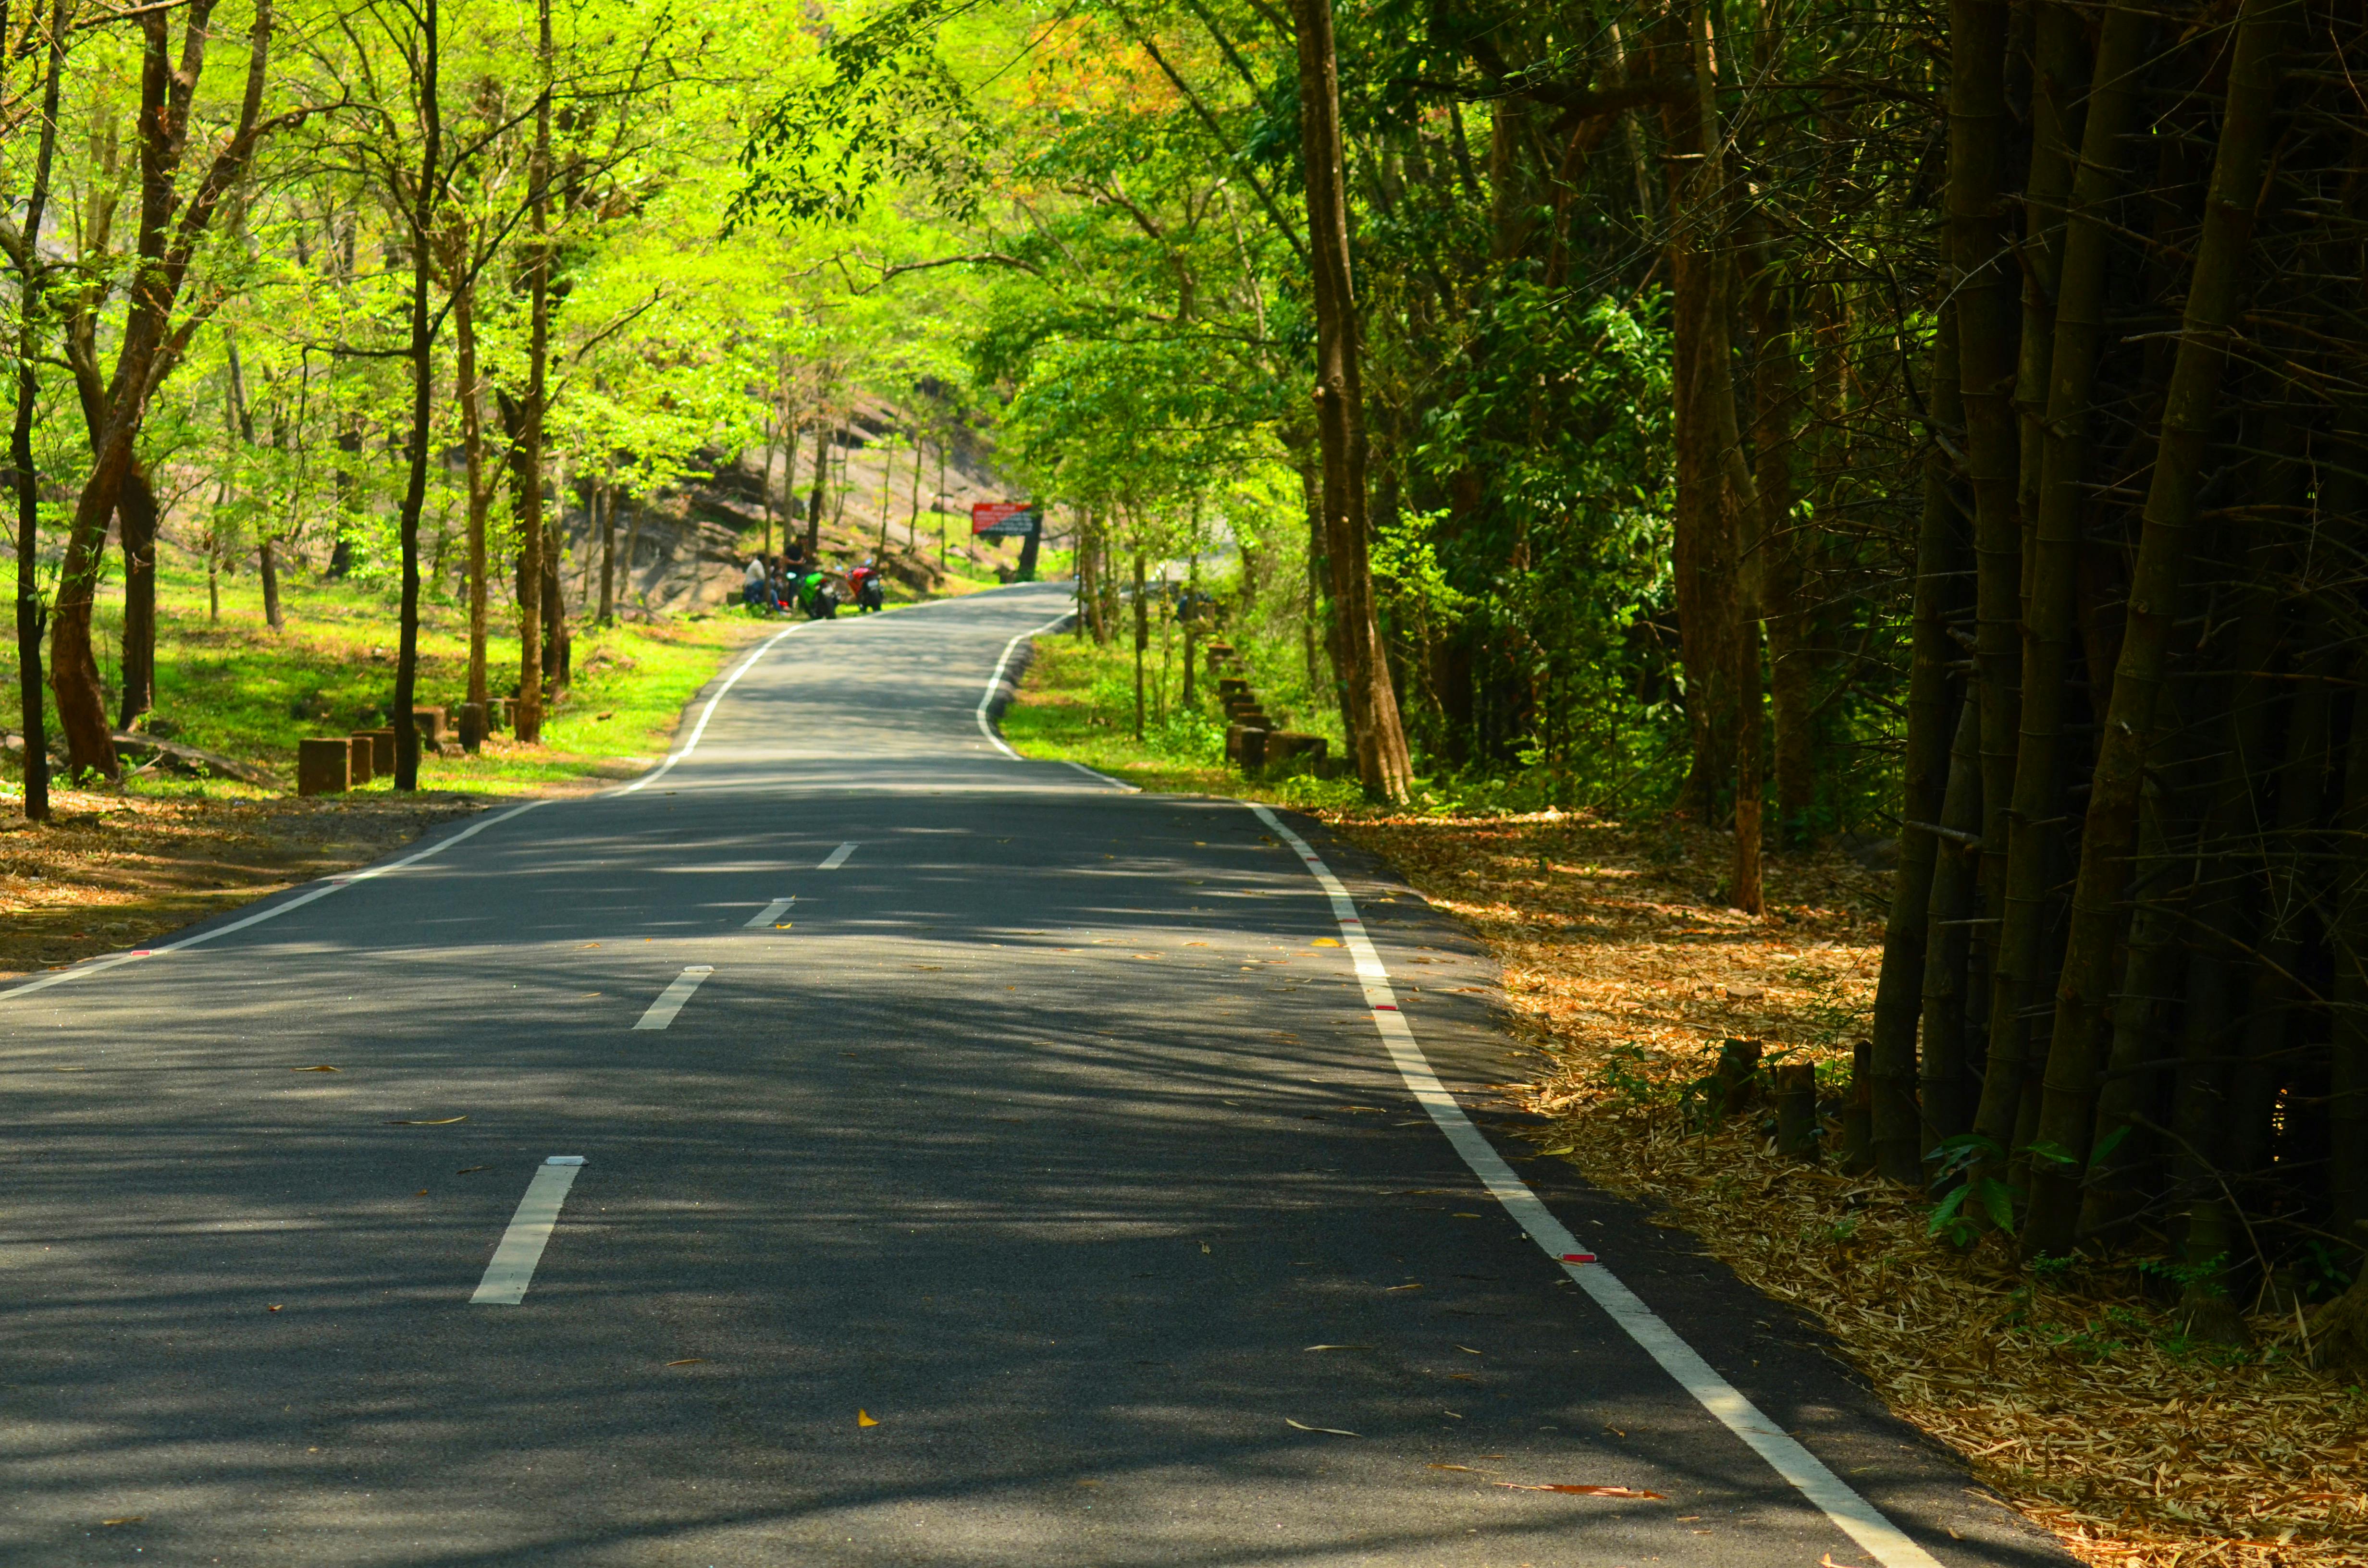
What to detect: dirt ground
<box><xmin>1320</xmin><ymin>808</ymin><xmax>2367</xmax><ymax>1568</ymax></box>
<box><xmin>0</xmin><ymin>788</ymin><xmax>497</xmax><ymax>982</ymax></box>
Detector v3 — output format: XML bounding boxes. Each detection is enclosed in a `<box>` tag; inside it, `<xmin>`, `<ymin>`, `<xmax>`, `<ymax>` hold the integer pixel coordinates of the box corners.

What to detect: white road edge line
<box><xmin>0</xmin><ymin>797</ymin><xmax>552</xmax><ymax>1006</ymax></box>
<box><xmin>1245</xmin><ymin>803</ymin><xmax>1945</xmax><ymax>1568</ymax></box>
<box><xmin>615</xmin><ymin>618</ymin><xmax>814</xmax><ymax>796</ymax></box>
<box><xmin>745</xmin><ymin>896</ymin><xmax>795</xmax><ymax>929</ymax></box>
<box><xmin>633</xmin><ymin>965</ymin><xmax>715</xmax><ymax>1030</ymax></box>
<box><xmin>974</xmin><ymin>613</ymin><xmax>1077</xmax><ymax>759</ymax></box>
<box><xmin>470</xmin><ymin>1156</ymin><xmax>587</xmax><ymax>1305</ymax></box>
<box><xmin>1063</xmin><ymin>759</ymin><xmax>1140</xmax><ymax>793</ymax></box>
<box><xmin>817</xmin><ymin>842</ymin><xmax>858</xmax><ymax>870</ymax></box>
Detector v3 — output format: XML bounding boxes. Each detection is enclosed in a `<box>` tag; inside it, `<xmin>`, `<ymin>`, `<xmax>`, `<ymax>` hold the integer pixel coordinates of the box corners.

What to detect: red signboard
<box><xmin>971</xmin><ymin>501</ymin><xmax>1038</xmax><ymax>537</ymax></box>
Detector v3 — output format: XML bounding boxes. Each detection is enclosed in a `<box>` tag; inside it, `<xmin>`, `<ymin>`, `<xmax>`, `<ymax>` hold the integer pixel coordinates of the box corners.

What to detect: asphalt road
<box><xmin>0</xmin><ymin>583</ymin><xmax>2068</xmax><ymax>1568</ymax></box>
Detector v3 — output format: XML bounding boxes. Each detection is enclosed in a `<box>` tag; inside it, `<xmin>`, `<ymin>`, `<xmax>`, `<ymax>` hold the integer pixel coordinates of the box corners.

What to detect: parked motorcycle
<box><xmin>791</xmin><ymin>569</ymin><xmax>841</xmax><ymax>620</ymax></box>
<box><xmin>848</xmin><ymin>561</ymin><xmax>886</xmax><ymax>613</ymax></box>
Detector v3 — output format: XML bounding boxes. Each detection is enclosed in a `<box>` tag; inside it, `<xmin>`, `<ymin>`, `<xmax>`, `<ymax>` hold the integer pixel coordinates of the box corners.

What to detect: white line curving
<box><xmin>974</xmin><ymin>613</ymin><xmax>1076</xmax><ymax>758</ymax></box>
<box><xmin>1246</xmin><ymin>802</ymin><xmax>1945</xmax><ymax>1568</ymax></box>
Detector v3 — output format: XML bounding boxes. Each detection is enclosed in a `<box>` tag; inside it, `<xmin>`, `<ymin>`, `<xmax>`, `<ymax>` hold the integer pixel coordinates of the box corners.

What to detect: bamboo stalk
<box><xmin>1868</xmin><ymin>289</ymin><xmax>1963</xmax><ymax>1181</ymax></box>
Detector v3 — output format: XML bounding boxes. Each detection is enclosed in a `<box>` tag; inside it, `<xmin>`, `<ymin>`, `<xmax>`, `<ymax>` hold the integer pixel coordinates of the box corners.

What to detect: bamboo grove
<box><xmin>1322</xmin><ymin>0</ymin><xmax>2367</xmax><ymax>1296</ymax></box>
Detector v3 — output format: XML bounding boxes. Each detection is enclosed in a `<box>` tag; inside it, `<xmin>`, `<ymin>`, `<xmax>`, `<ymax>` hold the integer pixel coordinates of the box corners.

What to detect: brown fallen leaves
<box><xmin>1317</xmin><ymin>807</ymin><xmax>2366</xmax><ymax>1568</ymax></box>
<box><xmin>0</xmin><ymin>787</ymin><xmax>485</xmax><ymax>978</ymax></box>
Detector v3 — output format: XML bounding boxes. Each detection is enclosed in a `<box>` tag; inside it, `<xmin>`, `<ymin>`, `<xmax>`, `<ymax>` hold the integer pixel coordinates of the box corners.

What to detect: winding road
<box><xmin>0</xmin><ymin>582</ymin><xmax>2064</xmax><ymax>1568</ymax></box>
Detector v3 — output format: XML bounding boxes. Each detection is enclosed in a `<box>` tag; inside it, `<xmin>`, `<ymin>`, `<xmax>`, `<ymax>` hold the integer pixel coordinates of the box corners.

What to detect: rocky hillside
<box><xmin>558</xmin><ymin>391</ymin><xmax>1047</xmax><ymax>617</ymax></box>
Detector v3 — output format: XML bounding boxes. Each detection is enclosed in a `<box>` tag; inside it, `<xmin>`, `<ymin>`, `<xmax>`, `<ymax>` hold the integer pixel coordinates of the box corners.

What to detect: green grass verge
<box><xmin>1</xmin><ymin>555</ymin><xmax>775</xmax><ymax>801</ymax></box>
<box><xmin>1001</xmin><ymin>631</ymin><xmax>1365</xmax><ymax>811</ymax></box>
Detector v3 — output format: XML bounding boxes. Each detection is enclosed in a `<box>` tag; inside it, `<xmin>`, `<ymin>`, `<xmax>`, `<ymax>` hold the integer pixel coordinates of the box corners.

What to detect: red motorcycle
<box><xmin>847</xmin><ymin>561</ymin><xmax>887</xmax><ymax>613</ymax></box>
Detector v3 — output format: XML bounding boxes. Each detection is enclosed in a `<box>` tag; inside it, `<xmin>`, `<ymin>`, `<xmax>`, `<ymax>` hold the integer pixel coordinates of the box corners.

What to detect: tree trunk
<box><xmin>1291</xmin><ymin>0</ymin><xmax>1411</xmax><ymax>801</ymax></box>
<box><xmin>456</xmin><ymin>271</ymin><xmax>490</xmax><ymax>710</ymax></box>
<box><xmin>2331</xmin><ymin>651</ymin><xmax>2368</xmax><ymax>1256</ymax></box>
<box><xmin>2020</xmin><ymin>0</ymin><xmax>2291</xmax><ymax>1260</ymax></box>
<box><xmin>1662</xmin><ymin>52</ymin><xmax>1735</xmax><ymax>824</ymax></box>
<box><xmin>116</xmin><ymin>464</ymin><xmax>161</xmax><ymax>727</ymax></box>
<box><xmin>2073</xmin><ymin>719</ymin><xmax>2187</xmax><ymax>1247</ymax></box>
<box><xmin>1868</xmin><ymin>289</ymin><xmax>1964</xmax><ymax>1183</ymax></box>
<box><xmin>621</xmin><ymin>501</ymin><xmax>643</xmax><ymax>614</ymax></box>
<box><xmin>51</xmin><ymin>0</ymin><xmax>278</xmax><ymax>779</ymax></box>
<box><xmin>1918</xmin><ymin>695</ymin><xmax>1984</xmax><ymax>1166</ymax></box>
<box><xmin>9</xmin><ymin>0</ymin><xmax>65</xmax><ymax>821</ymax></box>
<box><xmin>1744</xmin><ymin>232</ymin><xmax>1804</xmax><ymax>856</ymax></box>
<box><xmin>1975</xmin><ymin>0</ymin><xmax>2150</xmax><ymax>1190</ymax></box>
<box><xmin>542</xmin><ymin>497</ymin><xmax>568</xmax><ymax>697</ymax></box>
<box><xmin>599</xmin><ymin>484</ymin><xmax>616</xmax><ymax>623</ymax></box>
<box><xmin>1947</xmin><ymin>0</ymin><xmax>2027</xmax><ymax>1178</ymax></box>
<box><xmin>511</xmin><ymin>0</ymin><xmax>554</xmax><ymax>745</ymax></box>
<box><xmin>1133</xmin><ymin>548</ymin><xmax>1148</xmax><ymax>741</ymax></box>
<box><xmin>805</xmin><ymin>421</ymin><xmax>829</xmax><ymax>561</ymax></box>
<box><xmin>259</xmin><ymin>535</ymin><xmax>283</xmax><ymax>631</ymax></box>
<box><xmin>1664</xmin><ymin>1</ymin><xmax>1762</xmax><ymax>841</ymax></box>
<box><xmin>391</xmin><ymin>0</ymin><xmax>441</xmax><ymax>793</ymax></box>
<box><xmin>2011</xmin><ymin>3</ymin><xmax>2087</xmax><ymax>570</ymax></box>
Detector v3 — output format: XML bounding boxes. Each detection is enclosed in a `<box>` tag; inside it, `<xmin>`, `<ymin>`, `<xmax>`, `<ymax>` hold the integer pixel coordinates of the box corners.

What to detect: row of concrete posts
<box><xmin>1205</xmin><ymin>641</ymin><xmax>1333</xmax><ymax>776</ymax></box>
<box><xmin>295</xmin><ymin>700</ymin><xmax>514</xmax><ymax>795</ymax></box>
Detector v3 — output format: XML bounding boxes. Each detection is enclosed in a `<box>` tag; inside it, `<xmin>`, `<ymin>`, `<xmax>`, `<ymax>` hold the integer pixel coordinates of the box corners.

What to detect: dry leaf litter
<box><xmin>1320</xmin><ymin>808</ymin><xmax>2367</xmax><ymax>1568</ymax></box>
<box><xmin>0</xmin><ymin>787</ymin><xmax>485</xmax><ymax>979</ymax></box>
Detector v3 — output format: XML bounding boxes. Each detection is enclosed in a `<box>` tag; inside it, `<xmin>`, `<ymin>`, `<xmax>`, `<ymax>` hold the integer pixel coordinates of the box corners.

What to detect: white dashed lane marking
<box><xmin>817</xmin><ymin>843</ymin><xmax>858</xmax><ymax>870</ymax></box>
<box><xmin>633</xmin><ymin>967</ymin><xmax>715</xmax><ymax>1030</ymax></box>
<box><xmin>470</xmin><ymin>1156</ymin><xmax>587</xmax><ymax>1305</ymax></box>
<box><xmin>745</xmin><ymin>897</ymin><xmax>795</xmax><ymax>929</ymax></box>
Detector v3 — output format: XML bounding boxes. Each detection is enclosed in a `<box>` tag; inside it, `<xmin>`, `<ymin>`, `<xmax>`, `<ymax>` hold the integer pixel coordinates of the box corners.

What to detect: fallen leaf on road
<box><xmin>666</xmin><ymin>1359</ymin><xmax>706</xmax><ymax>1367</ymax></box>
<box><xmin>1132</xmin><ymin>953</ymin><xmax>1161</xmax><ymax>959</ymax></box>
<box><xmin>1312</xmin><ymin>938</ymin><xmax>1342</xmax><ymax>946</ymax></box>
<box><xmin>1384</xmin><ymin>1282</ymin><xmax>1423</xmax><ymax>1292</ymax></box>
<box><xmin>857</xmin><ymin>1410</ymin><xmax>879</xmax><ymax>1427</ymax></box>
<box><xmin>1285</xmin><ymin>1418</ymin><xmax>1360</xmax><ymax>1436</ymax></box>
<box><xmin>1304</xmin><ymin>1344</ymin><xmax>1373</xmax><ymax>1352</ymax></box>
<box><xmin>1185</xmin><ymin>941</ymin><xmax>1210</xmax><ymax>946</ymax></box>
<box><xmin>1449</xmin><ymin>1373</ymin><xmax>1480</xmax><ymax>1382</ymax></box>
<box><xmin>100</xmin><ymin>1517</ymin><xmax>144</xmax><ymax>1527</ymax></box>
<box><xmin>1495</xmin><ymin>1483</ymin><xmax>1666</xmax><ymax>1498</ymax></box>
<box><xmin>1428</xmin><ymin>1464</ymin><xmax>1477</xmax><ymax>1472</ymax></box>
<box><xmin>266</xmin><ymin>1305</ymin><xmax>282</xmax><ymax>1312</ymax></box>
<box><xmin>1821</xmin><ymin>1556</ymin><xmax>1871</xmax><ymax>1568</ymax></box>
<box><xmin>1456</xmin><ymin>1345</ymin><xmax>1483</xmax><ymax>1354</ymax></box>
<box><xmin>386</xmin><ymin>1117</ymin><xmax>466</xmax><ymax>1125</ymax></box>
<box><xmin>1200</xmin><ymin>1242</ymin><xmax>1211</xmax><ymax>1253</ymax></box>
<box><xmin>455</xmin><ymin>1166</ymin><xmax>488</xmax><ymax>1175</ymax></box>
<box><xmin>294</xmin><ymin>1065</ymin><xmax>339</xmax><ymax>1072</ymax></box>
